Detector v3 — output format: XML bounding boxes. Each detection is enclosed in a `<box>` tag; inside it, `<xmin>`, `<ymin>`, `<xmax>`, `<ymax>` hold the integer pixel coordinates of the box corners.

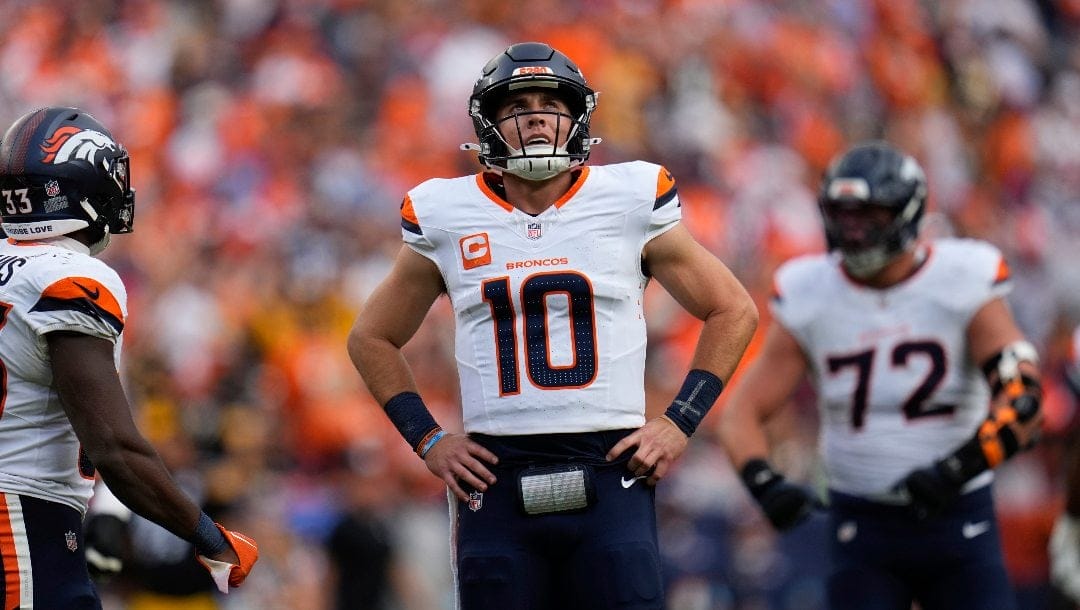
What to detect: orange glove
<box><xmin>196</xmin><ymin>524</ymin><xmax>259</xmax><ymax>593</ymax></box>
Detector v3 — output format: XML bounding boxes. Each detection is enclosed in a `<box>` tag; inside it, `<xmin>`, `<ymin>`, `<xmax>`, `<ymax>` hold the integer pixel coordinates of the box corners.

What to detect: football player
<box><xmin>0</xmin><ymin>107</ymin><xmax>257</xmax><ymax>607</ymax></box>
<box><xmin>347</xmin><ymin>42</ymin><xmax>758</xmax><ymax>609</ymax></box>
<box><xmin>1049</xmin><ymin>327</ymin><xmax>1080</xmax><ymax>605</ymax></box>
<box><xmin>718</xmin><ymin>141</ymin><xmax>1042</xmax><ymax>610</ymax></box>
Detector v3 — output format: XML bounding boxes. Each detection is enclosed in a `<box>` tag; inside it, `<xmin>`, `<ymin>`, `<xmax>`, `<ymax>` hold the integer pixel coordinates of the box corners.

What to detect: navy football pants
<box><xmin>0</xmin><ymin>493</ymin><xmax>101</xmax><ymax>609</ymax></box>
<box><xmin>827</xmin><ymin>486</ymin><xmax>1016</xmax><ymax>610</ymax></box>
<box><xmin>453</xmin><ymin>430</ymin><xmax>664</xmax><ymax>610</ymax></box>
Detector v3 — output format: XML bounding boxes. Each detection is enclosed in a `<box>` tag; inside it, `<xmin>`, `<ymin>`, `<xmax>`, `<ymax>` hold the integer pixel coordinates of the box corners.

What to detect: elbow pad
<box><xmin>982</xmin><ymin>341</ymin><xmax>1041</xmax><ymax>408</ymax></box>
<box><xmin>982</xmin><ymin>339</ymin><xmax>1042</xmax><ymax>425</ymax></box>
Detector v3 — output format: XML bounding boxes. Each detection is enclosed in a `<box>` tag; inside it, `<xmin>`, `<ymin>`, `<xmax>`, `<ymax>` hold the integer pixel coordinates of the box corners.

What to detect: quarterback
<box><xmin>348</xmin><ymin>42</ymin><xmax>757</xmax><ymax>609</ymax></box>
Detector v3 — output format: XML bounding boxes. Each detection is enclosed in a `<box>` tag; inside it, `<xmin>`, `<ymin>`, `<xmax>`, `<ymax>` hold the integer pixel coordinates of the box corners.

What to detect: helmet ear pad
<box><xmin>0</xmin><ymin>106</ymin><xmax>135</xmax><ymax>242</ymax></box>
<box><xmin>467</xmin><ymin>42</ymin><xmax>598</xmax><ymax>180</ymax></box>
<box><xmin>818</xmin><ymin>141</ymin><xmax>927</xmax><ymax>276</ymax></box>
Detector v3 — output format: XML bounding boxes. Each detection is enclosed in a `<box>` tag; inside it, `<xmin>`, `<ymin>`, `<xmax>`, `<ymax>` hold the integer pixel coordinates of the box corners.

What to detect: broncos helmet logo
<box><xmin>39</xmin><ymin>126</ymin><xmax>119</xmax><ymax>165</ymax></box>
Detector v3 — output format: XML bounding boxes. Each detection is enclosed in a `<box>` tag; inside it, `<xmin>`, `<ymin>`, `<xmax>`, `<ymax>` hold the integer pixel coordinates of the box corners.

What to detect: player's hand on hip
<box><xmin>895</xmin><ymin>463</ymin><xmax>963</xmax><ymax>520</ymax></box>
<box><xmin>196</xmin><ymin>525</ymin><xmax>259</xmax><ymax>593</ymax></box>
<box><xmin>423</xmin><ymin>432</ymin><xmax>499</xmax><ymax>502</ymax></box>
<box><xmin>605</xmin><ymin>417</ymin><xmax>689</xmax><ymax>486</ymax></box>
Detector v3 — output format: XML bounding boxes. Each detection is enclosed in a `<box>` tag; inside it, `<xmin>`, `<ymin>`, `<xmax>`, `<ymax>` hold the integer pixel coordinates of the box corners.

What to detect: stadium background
<box><xmin>2</xmin><ymin>0</ymin><xmax>1080</xmax><ymax>608</ymax></box>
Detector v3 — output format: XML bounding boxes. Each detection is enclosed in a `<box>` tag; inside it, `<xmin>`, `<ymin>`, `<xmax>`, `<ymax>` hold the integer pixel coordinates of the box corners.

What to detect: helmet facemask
<box><xmin>821</xmin><ymin>195</ymin><xmax>922</xmax><ymax>278</ymax></box>
<box><xmin>481</xmin><ymin>96</ymin><xmax>591</xmax><ymax>179</ymax></box>
<box><xmin>818</xmin><ymin>143</ymin><xmax>927</xmax><ymax>279</ymax></box>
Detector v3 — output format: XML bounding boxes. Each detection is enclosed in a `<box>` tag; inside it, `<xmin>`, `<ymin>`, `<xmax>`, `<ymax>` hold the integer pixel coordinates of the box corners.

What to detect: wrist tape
<box><xmin>384</xmin><ymin>392</ymin><xmax>441</xmax><ymax>454</ymax></box>
<box><xmin>940</xmin><ymin>405</ymin><xmax>1028</xmax><ymax>484</ymax></box>
<box><xmin>663</xmin><ymin>369</ymin><xmax>724</xmax><ymax>437</ymax></box>
<box><xmin>193</xmin><ymin>512</ymin><xmax>228</xmax><ymax>557</ymax></box>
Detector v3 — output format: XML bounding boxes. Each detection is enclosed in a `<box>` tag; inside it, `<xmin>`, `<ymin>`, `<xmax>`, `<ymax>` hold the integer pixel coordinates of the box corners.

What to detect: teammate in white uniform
<box><xmin>348</xmin><ymin>42</ymin><xmax>758</xmax><ymax>609</ymax></box>
<box><xmin>719</xmin><ymin>141</ymin><xmax>1042</xmax><ymax>610</ymax></box>
<box><xmin>1049</xmin><ymin>328</ymin><xmax>1080</xmax><ymax>605</ymax></box>
<box><xmin>0</xmin><ymin>107</ymin><xmax>257</xmax><ymax>608</ymax></box>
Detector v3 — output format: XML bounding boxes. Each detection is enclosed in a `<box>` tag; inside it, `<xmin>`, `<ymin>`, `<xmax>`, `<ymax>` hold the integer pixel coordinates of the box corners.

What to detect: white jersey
<box><xmin>401</xmin><ymin>162</ymin><xmax>681</xmax><ymax>435</ymax></box>
<box><xmin>0</xmin><ymin>237</ymin><xmax>127</xmax><ymax>514</ymax></box>
<box><xmin>771</xmin><ymin>238</ymin><xmax>1011</xmax><ymax>497</ymax></box>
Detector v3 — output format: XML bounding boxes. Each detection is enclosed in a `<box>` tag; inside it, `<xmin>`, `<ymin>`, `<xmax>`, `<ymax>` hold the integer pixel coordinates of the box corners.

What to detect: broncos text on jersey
<box><xmin>401</xmin><ymin>162</ymin><xmax>681</xmax><ymax>435</ymax></box>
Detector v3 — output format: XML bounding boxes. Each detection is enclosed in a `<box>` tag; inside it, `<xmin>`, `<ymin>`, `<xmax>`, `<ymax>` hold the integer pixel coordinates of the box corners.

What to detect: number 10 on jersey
<box><xmin>482</xmin><ymin>271</ymin><xmax>598</xmax><ymax>395</ymax></box>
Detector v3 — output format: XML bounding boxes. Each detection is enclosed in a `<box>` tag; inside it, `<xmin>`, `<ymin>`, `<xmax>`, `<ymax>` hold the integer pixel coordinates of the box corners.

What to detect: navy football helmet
<box><xmin>818</xmin><ymin>141</ymin><xmax>927</xmax><ymax>278</ymax></box>
<box><xmin>0</xmin><ymin>107</ymin><xmax>134</xmax><ymax>249</ymax></box>
<box><xmin>465</xmin><ymin>42</ymin><xmax>599</xmax><ymax>181</ymax></box>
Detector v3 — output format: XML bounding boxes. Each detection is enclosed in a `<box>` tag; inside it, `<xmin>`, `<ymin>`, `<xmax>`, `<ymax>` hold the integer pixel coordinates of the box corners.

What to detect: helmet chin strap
<box><xmin>503</xmin><ymin>144</ymin><xmax>573</xmax><ymax>181</ymax></box>
<box><xmin>88</xmin><ymin>229</ymin><xmax>111</xmax><ymax>256</ymax></box>
<box><xmin>79</xmin><ymin>197</ymin><xmax>111</xmax><ymax>255</ymax></box>
<box><xmin>841</xmin><ymin>246</ymin><xmax>893</xmax><ymax>278</ymax></box>
<box><xmin>841</xmin><ymin>238</ymin><xmax>917</xmax><ymax>279</ymax></box>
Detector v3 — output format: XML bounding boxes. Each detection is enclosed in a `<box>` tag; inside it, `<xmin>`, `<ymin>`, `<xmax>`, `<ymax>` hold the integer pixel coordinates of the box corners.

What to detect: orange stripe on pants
<box><xmin>0</xmin><ymin>494</ymin><xmax>21</xmax><ymax>610</ymax></box>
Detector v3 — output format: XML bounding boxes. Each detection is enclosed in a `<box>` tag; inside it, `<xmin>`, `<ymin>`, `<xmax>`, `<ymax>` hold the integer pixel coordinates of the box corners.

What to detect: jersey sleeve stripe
<box><xmin>400</xmin><ymin>195</ymin><xmax>423</xmax><ymax>235</ymax></box>
<box><xmin>770</xmin><ymin>277</ymin><xmax>783</xmax><ymax>303</ymax></box>
<box><xmin>992</xmin><ymin>257</ymin><xmax>1011</xmax><ymax>286</ymax></box>
<box><xmin>31</xmin><ymin>277</ymin><xmax>124</xmax><ymax>334</ymax></box>
<box><xmin>654</xmin><ymin>187</ymin><xmax>679</xmax><ymax>210</ymax></box>
<box><xmin>654</xmin><ymin>166</ymin><xmax>678</xmax><ymax>210</ymax></box>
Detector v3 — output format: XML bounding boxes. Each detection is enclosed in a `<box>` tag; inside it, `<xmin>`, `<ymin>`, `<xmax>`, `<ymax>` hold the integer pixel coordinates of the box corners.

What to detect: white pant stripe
<box><xmin>3</xmin><ymin>493</ymin><xmax>33</xmax><ymax>609</ymax></box>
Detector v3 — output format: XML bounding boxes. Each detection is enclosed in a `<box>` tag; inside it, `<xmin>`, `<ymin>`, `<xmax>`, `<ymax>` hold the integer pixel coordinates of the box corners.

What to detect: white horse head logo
<box><xmin>40</xmin><ymin>126</ymin><xmax>118</xmax><ymax>165</ymax></box>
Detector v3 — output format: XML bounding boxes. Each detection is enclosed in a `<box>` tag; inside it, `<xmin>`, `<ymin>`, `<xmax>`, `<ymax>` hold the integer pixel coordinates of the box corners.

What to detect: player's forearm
<box><xmin>93</xmin><ymin>442</ymin><xmax>201</xmax><ymax>541</ymax></box>
<box><xmin>688</xmin><ymin>292</ymin><xmax>758</xmax><ymax>382</ymax></box>
<box><xmin>348</xmin><ymin>331</ymin><xmax>421</xmax><ymax>405</ymax></box>
<box><xmin>717</xmin><ymin>403</ymin><xmax>772</xmax><ymax>470</ymax></box>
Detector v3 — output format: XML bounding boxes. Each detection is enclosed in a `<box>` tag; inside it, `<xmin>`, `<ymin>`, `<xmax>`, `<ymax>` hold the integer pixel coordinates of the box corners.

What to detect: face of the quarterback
<box><xmin>494</xmin><ymin>90</ymin><xmax>574</xmax><ymax>150</ymax></box>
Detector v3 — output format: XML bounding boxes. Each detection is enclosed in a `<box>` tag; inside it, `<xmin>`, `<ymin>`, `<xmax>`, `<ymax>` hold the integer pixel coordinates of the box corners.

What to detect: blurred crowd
<box><xmin>3</xmin><ymin>0</ymin><xmax>1080</xmax><ymax>608</ymax></box>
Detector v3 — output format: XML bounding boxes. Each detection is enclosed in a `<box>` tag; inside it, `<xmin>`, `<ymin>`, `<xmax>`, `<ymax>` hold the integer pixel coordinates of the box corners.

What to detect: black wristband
<box><xmin>384</xmin><ymin>391</ymin><xmax>441</xmax><ymax>452</ymax></box>
<box><xmin>663</xmin><ymin>369</ymin><xmax>724</xmax><ymax>437</ymax></box>
<box><xmin>739</xmin><ymin>458</ymin><xmax>783</xmax><ymax>499</ymax></box>
<box><xmin>938</xmin><ymin>437</ymin><xmax>990</xmax><ymax>485</ymax></box>
<box><xmin>192</xmin><ymin>512</ymin><xmax>228</xmax><ymax>557</ymax></box>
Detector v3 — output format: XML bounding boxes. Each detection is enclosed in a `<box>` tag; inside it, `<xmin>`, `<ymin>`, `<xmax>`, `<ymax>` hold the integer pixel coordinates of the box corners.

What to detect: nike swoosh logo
<box><xmin>962</xmin><ymin>520</ymin><xmax>991</xmax><ymax>539</ymax></box>
<box><xmin>73</xmin><ymin>281</ymin><xmax>99</xmax><ymax>300</ymax></box>
<box><xmin>621</xmin><ymin>475</ymin><xmax>647</xmax><ymax>489</ymax></box>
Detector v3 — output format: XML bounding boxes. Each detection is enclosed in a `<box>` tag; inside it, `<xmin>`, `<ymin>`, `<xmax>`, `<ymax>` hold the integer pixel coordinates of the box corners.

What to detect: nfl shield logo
<box><xmin>468</xmin><ymin>491</ymin><xmax>483</xmax><ymax>512</ymax></box>
<box><xmin>526</xmin><ymin>222</ymin><xmax>542</xmax><ymax>240</ymax></box>
<box><xmin>65</xmin><ymin>530</ymin><xmax>78</xmax><ymax>552</ymax></box>
<box><xmin>45</xmin><ymin>180</ymin><xmax>61</xmax><ymax>197</ymax></box>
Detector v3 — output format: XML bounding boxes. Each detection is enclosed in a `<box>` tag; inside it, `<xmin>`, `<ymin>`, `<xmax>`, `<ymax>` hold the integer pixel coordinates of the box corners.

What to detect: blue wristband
<box><xmin>193</xmin><ymin>512</ymin><xmax>228</xmax><ymax>557</ymax></box>
<box><xmin>418</xmin><ymin>429</ymin><xmax>447</xmax><ymax>458</ymax></box>
<box><xmin>663</xmin><ymin>369</ymin><xmax>724</xmax><ymax>437</ymax></box>
<box><xmin>384</xmin><ymin>392</ymin><xmax>440</xmax><ymax>453</ymax></box>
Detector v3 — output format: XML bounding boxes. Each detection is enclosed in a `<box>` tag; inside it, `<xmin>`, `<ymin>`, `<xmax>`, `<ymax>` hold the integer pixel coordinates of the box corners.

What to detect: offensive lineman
<box><xmin>347</xmin><ymin>42</ymin><xmax>757</xmax><ymax>609</ymax></box>
<box><xmin>718</xmin><ymin>141</ymin><xmax>1042</xmax><ymax>610</ymax></box>
<box><xmin>0</xmin><ymin>107</ymin><xmax>257</xmax><ymax>607</ymax></box>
